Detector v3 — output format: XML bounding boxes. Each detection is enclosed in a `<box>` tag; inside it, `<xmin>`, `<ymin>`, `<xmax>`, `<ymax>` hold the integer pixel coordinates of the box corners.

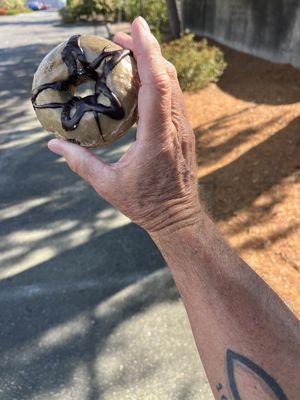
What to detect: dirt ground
<box><xmin>184</xmin><ymin>44</ymin><xmax>300</xmax><ymax>317</ymax></box>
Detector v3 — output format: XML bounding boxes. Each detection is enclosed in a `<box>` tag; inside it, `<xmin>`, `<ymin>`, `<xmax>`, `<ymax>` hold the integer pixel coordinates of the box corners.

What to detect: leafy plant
<box><xmin>59</xmin><ymin>0</ymin><xmax>82</xmax><ymax>23</ymax></box>
<box><xmin>162</xmin><ymin>35</ymin><xmax>227</xmax><ymax>91</ymax></box>
<box><xmin>123</xmin><ymin>0</ymin><xmax>168</xmax><ymax>42</ymax></box>
<box><xmin>0</xmin><ymin>0</ymin><xmax>31</xmax><ymax>14</ymax></box>
<box><xmin>60</xmin><ymin>0</ymin><xmax>114</xmax><ymax>23</ymax></box>
<box><xmin>78</xmin><ymin>0</ymin><xmax>113</xmax><ymax>18</ymax></box>
<box><xmin>0</xmin><ymin>0</ymin><xmax>25</xmax><ymax>9</ymax></box>
<box><xmin>6</xmin><ymin>7</ymin><xmax>30</xmax><ymax>14</ymax></box>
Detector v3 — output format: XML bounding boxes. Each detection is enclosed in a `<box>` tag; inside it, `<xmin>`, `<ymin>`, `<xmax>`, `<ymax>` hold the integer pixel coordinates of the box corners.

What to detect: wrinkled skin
<box><xmin>48</xmin><ymin>17</ymin><xmax>202</xmax><ymax>234</ymax></box>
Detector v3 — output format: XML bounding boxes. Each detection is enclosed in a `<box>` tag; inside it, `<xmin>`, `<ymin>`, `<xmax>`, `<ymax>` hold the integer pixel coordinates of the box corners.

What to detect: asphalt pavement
<box><xmin>0</xmin><ymin>11</ymin><xmax>213</xmax><ymax>400</ymax></box>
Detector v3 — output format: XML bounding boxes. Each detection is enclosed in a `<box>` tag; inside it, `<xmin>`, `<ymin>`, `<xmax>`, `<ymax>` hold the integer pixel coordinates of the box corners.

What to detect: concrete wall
<box><xmin>182</xmin><ymin>0</ymin><xmax>300</xmax><ymax>68</ymax></box>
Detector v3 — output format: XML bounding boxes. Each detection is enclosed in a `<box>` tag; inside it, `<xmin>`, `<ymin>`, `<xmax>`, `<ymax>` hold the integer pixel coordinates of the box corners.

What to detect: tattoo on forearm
<box><xmin>216</xmin><ymin>349</ymin><xmax>288</xmax><ymax>400</ymax></box>
<box><xmin>216</xmin><ymin>382</ymin><xmax>228</xmax><ymax>400</ymax></box>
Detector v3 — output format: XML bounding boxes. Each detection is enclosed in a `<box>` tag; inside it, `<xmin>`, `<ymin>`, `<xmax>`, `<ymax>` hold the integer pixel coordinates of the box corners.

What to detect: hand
<box><xmin>48</xmin><ymin>17</ymin><xmax>202</xmax><ymax>234</ymax></box>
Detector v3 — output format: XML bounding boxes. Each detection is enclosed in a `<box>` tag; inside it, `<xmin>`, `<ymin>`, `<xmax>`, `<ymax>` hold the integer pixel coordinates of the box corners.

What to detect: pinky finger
<box><xmin>114</xmin><ymin>32</ymin><xmax>133</xmax><ymax>51</ymax></box>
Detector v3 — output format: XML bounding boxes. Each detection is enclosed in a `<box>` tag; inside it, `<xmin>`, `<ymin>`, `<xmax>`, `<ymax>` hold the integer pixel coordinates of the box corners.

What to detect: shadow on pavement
<box><xmin>0</xmin><ymin>43</ymin><xmax>56</xmax><ymax>143</ymax></box>
<box><xmin>0</xmin><ymin>31</ymin><xmax>210</xmax><ymax>398</ymax></box>
<box><xmin>0</xmin><ymin>223</ymin><xmax>170</xmax><ymax>400</ymax></box>
<box><xmin>0</xmin><ymin>40</ymin><xmax>178</xmax><ymax>397</ymax></box>
<box><xmin>0</xmin><ymin>43</ymin><xmax>53</xmax><ymax>94</ymax></box>
<box><xmin>0</xmin><ymin>19</ymin><xmax>58</xmax><ymax>27</ymax></box>
<box><xmin>0</xmin><ymin>125</ymin><xmax>181</xmax><ymax>399</ymax></box>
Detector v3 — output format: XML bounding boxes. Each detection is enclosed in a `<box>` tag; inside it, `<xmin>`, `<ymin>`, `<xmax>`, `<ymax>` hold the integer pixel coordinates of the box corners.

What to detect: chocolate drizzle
<box><xmin>31</xmin><ymin>35</ymin><xmax>131</xmax><ymax>141</ymax></box>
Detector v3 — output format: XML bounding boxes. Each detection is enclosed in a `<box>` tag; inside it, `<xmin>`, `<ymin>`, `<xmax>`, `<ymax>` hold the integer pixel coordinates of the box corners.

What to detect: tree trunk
<box><xmin>165</xmin><ymin>0</ymin><xmax>181</xmax><ymax>38</ymax></box>
<box><xmin>140</xmin><ymin>0</ymin><xmax>144</xmax><ymax>17</ymax></box>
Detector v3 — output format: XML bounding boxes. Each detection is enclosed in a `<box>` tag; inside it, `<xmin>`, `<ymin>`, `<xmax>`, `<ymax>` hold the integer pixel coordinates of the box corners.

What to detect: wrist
<box><xmin>149</xmin><ymin>206</ymin><xmax>209</xmax><ymax>250</ymax></box>
<box><xmin>146</xmin><ymin>200</ymin><xmax>205</xmax><ymax>237</ymax></box>
<box><xmin>149</xmin><ymin>210</ymin><xmax>215</xmax><ymax>299</ymax></box>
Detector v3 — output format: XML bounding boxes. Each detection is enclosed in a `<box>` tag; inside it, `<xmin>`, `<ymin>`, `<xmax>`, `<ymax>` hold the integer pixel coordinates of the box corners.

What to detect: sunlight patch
<box><xmin>94</xmin><ymin>208</ymin><xmax>130</xmax><ymax>230</ymax></box>
<box><xmin>5</xmin><ymin>220</ymin><xmax>78</xmax><ymax>245</ymax></box>
<box><xmin>0</xmin><ymin>197</ymin><xmax>50</xmax><ymax>220</ymax></box>
<box><xmin>0</xmin><ymin>246</ymin><xmax>56</xmax><ymax>280</ymax></box>
<box><xmin>38</xmin><ymin>316</ymin><xmax>89</xmax><ymax>349</ymax></box>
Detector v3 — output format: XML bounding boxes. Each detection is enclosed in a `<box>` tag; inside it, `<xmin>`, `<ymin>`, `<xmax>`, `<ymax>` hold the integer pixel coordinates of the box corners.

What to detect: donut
<box><xmin>31</xmin><ymin>34</ymin><xmax>138</xmax><ymax>147</ymax></box>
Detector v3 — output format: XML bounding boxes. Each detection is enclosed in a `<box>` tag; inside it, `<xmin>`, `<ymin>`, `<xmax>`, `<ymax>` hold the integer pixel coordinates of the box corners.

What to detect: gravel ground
<box><xmin>185</xmin><ymin>44</ymin><xmax>300</xmax><ymax>316</ymax></box>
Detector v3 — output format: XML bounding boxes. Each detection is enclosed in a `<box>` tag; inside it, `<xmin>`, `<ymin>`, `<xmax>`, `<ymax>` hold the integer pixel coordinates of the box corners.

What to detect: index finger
<box><xmin>131</xmin><ymin>17</ymin><xmax>169</xmax><ymax>87</ymax></box>
<box><xmin>116</xmin><ymin>18</ymin><xmax>172</xmax><ymax>143</ymax></box>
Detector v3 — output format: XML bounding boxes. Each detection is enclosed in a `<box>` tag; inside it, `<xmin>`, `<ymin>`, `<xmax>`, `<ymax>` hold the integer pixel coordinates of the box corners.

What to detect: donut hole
<box><xmin>74</xmin><ymin>80</ymin><xmax>95</xmax><ymax>98</ymax></box>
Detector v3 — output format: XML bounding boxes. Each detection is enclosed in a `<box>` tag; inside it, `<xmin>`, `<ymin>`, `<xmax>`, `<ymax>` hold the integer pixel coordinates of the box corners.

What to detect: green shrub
<box><xmin>78</xmin><ymin>0</ymin><xmax>113</xmax><ymax>19</ymax></box>
<box><xmin>59</xmin><ymin>0</ymin><xmax>81</xmax><ymax>23</ymax></box>
<box><xmin>0</xmin><ymin>0</ymin><xmax>31</xmax><ymax>14</ymax></box>
<box><xmin>162</xmin><ymin>35</ymin><xmax>227</xmax><ymax>92</ymax></box>
<box><xmin>5</xmin><ymin>7</ymin><xmax>30</xmax><ymax>14</ymax></box>
<box><xmin>0</xmin><ymin>0</ymin><xmax>25</xmax><ymax>9</ymax></box>
<box><xmin>123</xmin><ymin>0</ymin><xmax>168</xmax><ymax>42</ymax></box>
<box><xmin>60</xmin><ymin>0</ymin><xmax>114</xmax><ymax>23</ymax></box>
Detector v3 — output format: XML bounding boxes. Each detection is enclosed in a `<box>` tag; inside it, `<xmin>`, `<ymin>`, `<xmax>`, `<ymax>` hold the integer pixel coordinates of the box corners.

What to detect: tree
<box><xmin>165</xmin><ymin>0</ymin><xmax>181</xmax><ymax>38</ymax></box>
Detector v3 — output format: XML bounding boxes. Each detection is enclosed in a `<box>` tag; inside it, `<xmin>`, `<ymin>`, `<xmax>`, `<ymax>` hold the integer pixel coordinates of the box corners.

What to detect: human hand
<box><xmin>48</xmin><ymin>17</ymin><xmax>202</xmax><ymax>234</ymax></box>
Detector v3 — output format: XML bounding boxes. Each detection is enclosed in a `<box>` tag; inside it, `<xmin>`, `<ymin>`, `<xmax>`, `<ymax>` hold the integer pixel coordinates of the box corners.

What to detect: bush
<box><xmin>162</xmin><ymin>35</ymin><xmax>227</xmax><ymax>92</ymax></box>
<box><xmin>0</xmin><ymin>0</ymin><xmax>30</xmax><ymax>15</ymax></box>
<box><xmin>60</xmin><ymin>0</ymin><xmax>114</xmax><ymax>23</ymax></box>
<box><xmin>59</xmin><ymin>0</ymin><xmax>81</xmax><ymax>23</ymax></box>
<box><xmin>0</xmin><ymin>0</ymin><xmax>25</xmax><ymax>9</ymax></box>
<box><xmin>78</xmin><ymin>0</ymin><xmax>114</xmax><ymax>19</ymax></box>
<box><xmin>123</xmin><ymin>0</ymin><xmax>168</xmax><ymax>42</ymax></box>
<box><xmin>5</xmin><ymin>7</ymin><xmax>30</xmax><ymax>14</ymax></box>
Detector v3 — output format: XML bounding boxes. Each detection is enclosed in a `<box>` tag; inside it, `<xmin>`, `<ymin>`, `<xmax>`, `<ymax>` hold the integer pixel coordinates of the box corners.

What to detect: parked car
<box><xmin>27</xmin><ymin>2</ymin><xmax>49</xmax><ymax>11</ymax></box>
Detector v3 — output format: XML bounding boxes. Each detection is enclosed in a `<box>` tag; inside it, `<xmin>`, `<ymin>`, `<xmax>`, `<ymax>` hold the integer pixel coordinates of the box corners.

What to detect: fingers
<box><xmin>126</xmin><ymin>17</ymin><xmax>172</xmax><ymax>144</ymax></box>
<box><xmin>47</xmin><ymin>139</ymin><xmax>115</xmax><ymax>198</ymax></box>
<box><xmin>165</xmin><ymin>60</ymin><xmax>184</xmax><ymax>146</ymax></box>
<box><xmin>114</xmin><ymin>24</ymin><xmax>195</xmax><ymax>165</ymax></box>
<box><xmin>164</xmin><ymin>60</ymin><xmax>196</xmax><ymax>168</ymax></box>
<box><xmin>164</xmin><ymin>60</ymin><xmax>187</xmax><ymax>124</ymax></box>
<box><xmin>131</xmin><ymin>17</ymin><xmax>168</xmax><ymax>87</ymax></box>
<box><xmin>115</xmin><ymin>30</ymin><xmax>186</xmax><ymax>129</ymax></box>
<box><xmin>114</xmin><ymin>32</ymin><xmax>133</xmax><ymax>51</ymax></box>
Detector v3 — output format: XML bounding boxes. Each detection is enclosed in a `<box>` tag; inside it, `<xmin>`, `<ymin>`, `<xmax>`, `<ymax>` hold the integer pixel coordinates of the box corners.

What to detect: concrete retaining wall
<box><xmin>182</xmin><ymin>0</ymin><xmax>300</xmax><ymax>68</ymax></box>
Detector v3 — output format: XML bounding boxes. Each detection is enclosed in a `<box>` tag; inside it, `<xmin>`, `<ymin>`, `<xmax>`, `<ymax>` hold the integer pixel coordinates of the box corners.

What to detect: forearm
<box><xmin>151</xmin><ymin>212</ymin><xmax>300</xmax><ymax>400</ymax></box>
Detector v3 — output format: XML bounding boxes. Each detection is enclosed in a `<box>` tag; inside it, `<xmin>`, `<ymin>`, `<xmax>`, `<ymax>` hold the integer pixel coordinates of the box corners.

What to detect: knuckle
<box><xmin>189</xmin><ymin>136</ymin><xmax>196</xmax><ymax>156</ymax></box>
<box><xmin>151</xmin><ymin>36</ymin><xmax>161</xmax><ymax>51</ymax></box>
<box><xmin>189</xmin><ymin>131</ymin><xmax>196</xmax><ymax>146</ymax></box>
<box><xmin>67</xmin><ymin>156</ymin><xmax>79</xmax><ymax>174</ymax></box>
<box><xmin>166</xmin><ymin>61</ymin><xmax>177</xmax><ymax>78</ymax></box>
<box><xmin>153</xmin><ymin>73</ymin><xmax>171</xmax><ymax>94</ymax></box>
<box><xmin>67</xmin><ymin>154</ymin><xmax>87</xmax><ymax>178</ymax></box>
<box><xmin>160</xmin><ymin>134</ymin><xmax>178</xmax><ymax>155</ymax></box>
<box><xmin>146</xmin><ymin>33</ymin><xmax>161</xmax><ymax>52</ymax></box>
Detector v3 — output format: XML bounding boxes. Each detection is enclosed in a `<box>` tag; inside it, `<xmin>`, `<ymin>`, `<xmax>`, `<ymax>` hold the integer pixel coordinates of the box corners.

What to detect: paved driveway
<box><xmin>0</xmin><ymin>11</ymin><xmax>213</xmax><ymax>400</ymax></box>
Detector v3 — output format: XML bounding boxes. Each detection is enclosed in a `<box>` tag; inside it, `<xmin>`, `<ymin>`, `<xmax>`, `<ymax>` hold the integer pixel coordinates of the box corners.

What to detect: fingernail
<box><xmin>138</xmin><ymin>16</ymin><xmax>150</xmax><ymax>33</ymax></box>
<box><xmin>48</xmin><ymin>139</ymin><xmax>64</xmax><ymax>156</ymax></box>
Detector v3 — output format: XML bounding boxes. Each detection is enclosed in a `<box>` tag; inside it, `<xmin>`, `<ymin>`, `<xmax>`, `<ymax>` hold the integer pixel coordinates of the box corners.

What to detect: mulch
<box><xmin>184</xmin><ymin>43</ymin><xmax>300</xmax><ymax>316</ymax></box>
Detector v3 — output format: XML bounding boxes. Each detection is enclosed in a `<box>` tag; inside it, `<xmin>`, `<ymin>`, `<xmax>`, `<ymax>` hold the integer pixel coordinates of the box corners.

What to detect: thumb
<box><xmin>48</xmin><ymin>139</ymin><xmax>115</xmax><ymax>198</ymax></box>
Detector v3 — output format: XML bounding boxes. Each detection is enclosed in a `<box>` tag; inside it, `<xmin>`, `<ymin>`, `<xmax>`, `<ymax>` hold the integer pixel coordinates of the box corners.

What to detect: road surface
<box><xmin>0</xmin><ymin>11</ymin><xmax>213</xmax><ymax>400</ymax></box>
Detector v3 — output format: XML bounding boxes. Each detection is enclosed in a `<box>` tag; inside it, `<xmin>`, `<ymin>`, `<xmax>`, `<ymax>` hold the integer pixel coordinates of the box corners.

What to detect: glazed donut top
<box><xmin>31</xmin><ymin>34</ymin><xmax>132</xmax><ymax>141</ymax></box>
